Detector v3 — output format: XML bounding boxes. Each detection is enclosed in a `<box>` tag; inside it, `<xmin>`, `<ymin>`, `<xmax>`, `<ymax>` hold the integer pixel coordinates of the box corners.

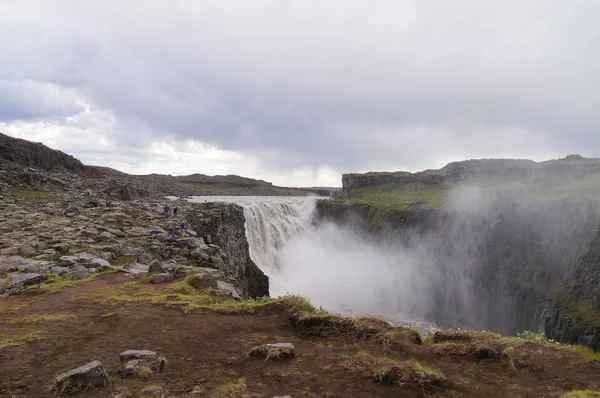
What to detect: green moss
<box><xmin>13</xmin><ymin>189</ymin><xmax>55</xmax><ymax>198</ymax></box>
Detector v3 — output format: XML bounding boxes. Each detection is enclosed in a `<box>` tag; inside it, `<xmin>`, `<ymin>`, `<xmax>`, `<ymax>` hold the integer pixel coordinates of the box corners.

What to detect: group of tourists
<box><xmin>162</xmin><ymin>204</ymin><xmax>211</xmax><ymax>244</ymax></box>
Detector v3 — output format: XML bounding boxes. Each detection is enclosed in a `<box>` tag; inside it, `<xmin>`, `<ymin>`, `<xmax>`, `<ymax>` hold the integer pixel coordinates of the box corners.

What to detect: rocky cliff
<box><xmin>185</xmin><ymin>202</ymin><xmax>269</xmax><ymax>299</ymax></box>
<box><xmin>0</xmin><ymin>133</ymin><xmax>85</xmax><ymax>172</ymax></box>
<box><xmin>316</xmin><ymin>198</ymin><xmax>599</xmax><ymax>336</ymax></box>
<box><xmin>545</xmin><ymin>228</ymin><xmax>600</xmax><ymax>350</ymax></box>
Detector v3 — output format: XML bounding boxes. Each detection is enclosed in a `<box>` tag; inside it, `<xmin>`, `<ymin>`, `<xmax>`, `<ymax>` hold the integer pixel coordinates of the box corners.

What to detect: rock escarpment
<box><xmin>186</xmin><ymin>202</ymin><xmax>269</xmax><ymax>299</ymax></box>
<box><xmin>545</xmin><ymin>228</ymin><xmax>600</xmax><ymax>351</ymax></box>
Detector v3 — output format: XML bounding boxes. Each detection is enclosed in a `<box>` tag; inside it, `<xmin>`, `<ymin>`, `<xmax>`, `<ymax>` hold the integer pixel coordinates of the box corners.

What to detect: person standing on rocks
<box><xmin>167</xmin><ymin>220</ymin><xmax>175</xmax><ymax>238</ymax></box>
<box><xmin>173</xmin><ymin>207</ymin><xmax>178</xmax><ymax>217</ymax></box>
<box><xmin>179</xmin><ymin>220</ymin><xmax>185</xmax><ymax>237</ymax></box>
<box><xmin>164</xmin><ymin>204</ymin><xmax>170</xmax><ymax>214</ymax></box>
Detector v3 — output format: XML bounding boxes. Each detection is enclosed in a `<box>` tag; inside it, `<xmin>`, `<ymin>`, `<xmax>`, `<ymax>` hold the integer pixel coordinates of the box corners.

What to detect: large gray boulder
<box><xmin>10</xmin><ymin>273</ymin><xmax>46</xmax><ymax>287</ymax></box>
<box><xmin>54</xmin><ymin>360</ymin><xmax>111</xmax><ymax>393</ymax></box>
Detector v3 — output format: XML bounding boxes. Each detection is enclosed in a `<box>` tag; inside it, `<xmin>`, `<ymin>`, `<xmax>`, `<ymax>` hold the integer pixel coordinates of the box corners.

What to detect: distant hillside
<box><xmin>337</xmin><ymin>156</ymin><xmax>600</xmax><ymax>211</ymax></box>
<box><xmin>0</xmin><ymin>132</ymin><xmax>316</xmax><ymax>198</ymax></box>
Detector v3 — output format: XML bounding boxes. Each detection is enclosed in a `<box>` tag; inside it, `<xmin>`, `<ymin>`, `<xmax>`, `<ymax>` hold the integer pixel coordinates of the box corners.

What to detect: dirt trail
<box><xmin>1</xmin><ymin>273</ymin><xmax>600</xmax><ymax>398</ymax></box>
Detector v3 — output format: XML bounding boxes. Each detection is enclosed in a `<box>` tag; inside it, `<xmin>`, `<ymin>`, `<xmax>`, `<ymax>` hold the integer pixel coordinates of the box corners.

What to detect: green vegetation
<box><xmin>556</xmin><ymin>292</ymin><xmax>600</xmax><ymax>327</ymax></box>
<box><xmin>212</xmin><ymin>378</ymin><xmax>247</xmax><ymax>398</ymax></box>
<box><xmin>109</xmin><ymin>256</ymin><xmax>136</xmax><ymax>267</ymax></box>
<box><xmin>13</xmin><ymin>188</ymin><xmax>55</xmax><ymax>198</ymax></box>
<box><xmin>72</xmin><ymin>276</ymin><xmax>323</xmax><ymax>316</ymax></box>
<box><xmin>6</xmin><ymin>313</ymin><xmax>77</xmax><ymax>324</ymax></box>
<box><xmin>24</xmin><ymin>271</ymin><xmax>118</xmax><ymax>294</ymax></box>
<box><xmin>345</xmin><ymin>182</ymin><xmax>447</xmax><ymax>211</ymax></box>
<box><xmin>561</xmin><ymin>391</ymin><xmax>600</xmax><ymax>398</ymax></box>
<box><xmin>0</xmin><ymin>332</ymin><xmax>43</xmax><ymax>350</ymax></box>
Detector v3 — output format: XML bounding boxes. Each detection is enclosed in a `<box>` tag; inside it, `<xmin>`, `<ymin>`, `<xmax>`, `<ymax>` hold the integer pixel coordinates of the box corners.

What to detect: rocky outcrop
<box><xmin>0</xmin><ymin>132</ymin><xmax>84</xmax><ymax>172</ymax></box>
<box><xmin>186</xmin><ymin>202</ymin><xmax>269</xmax><ymax>299</ymax></box>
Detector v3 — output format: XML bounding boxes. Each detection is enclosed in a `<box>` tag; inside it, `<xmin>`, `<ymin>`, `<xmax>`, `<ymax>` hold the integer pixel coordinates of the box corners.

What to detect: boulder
<box><xmin>119</xmin><ymin>350</ymin><xmax>165</xmax><ymax>379</ymax></box>
<box><xmin>216</xmin><ymin>280</ymin><xmax>242</xmax><ymax>299</ymax></box>
<box><xmin>148</xmin><ymin>261</ymin><xmax>165</xmax><ymax>274</ymax></box>
<box><xmin>187</xmin><ymin>274</ymin><xmax>219</xmax><ymax>290</ymax></box>
<box><xmin>81</xmin><ymin>228</ymin><xmax>100</xmax><ymax>237</ymax></box>
<box><xmin>64</xmin><ymin>265</ymin><xmax>93</xmax><ymax>280</ymax></box>
<box><xmin>153</xmin><ymin>273</ymin><xmax>175</xmax><ymax>284</ymax></box>
<box><xmin>52</xmin><ymin>243</ymin><xmax>70</xmax><ymax>254</ymax></box>
<box><xmin>0</xmin><ymin>247</ymin><xmax>19</xmax><ymax>255</ymax></box>
<box><xmin>119</xmin><ymin>350</ymin><xmax>156</xmax><ymax>362</ymax></box>
<box><xmin>10</xmin><ymin>273</ymin><xmax>46</xmax><ymax>287</ymax></box>
<box><xmin>64</xmin><ymin>207</ymin><xmax>80</xmax><ymax>217</ymax></box>
<box><xmin>54</xmin><ymin>360</ymin><xmax>111</xmax><ymax>393</ymax></box>
<box><xmin>248</xmin><ymin>343</ymin><xmax>296</xmax><ymax>360</ymax></box>
<box><xmin>137</xmin><ymin>253</ymin><xmax>154</xmax><ymax>265</ymax></box>
<box><xmin>58</xmin><ymin>255</ymin><xmax>79</xmax><ymax>267</ymax></box>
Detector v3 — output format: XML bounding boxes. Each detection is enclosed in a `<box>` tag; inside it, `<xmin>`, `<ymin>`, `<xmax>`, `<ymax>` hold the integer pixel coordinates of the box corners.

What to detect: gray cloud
<box><xmin>0</xmin><ymin>0</ymin><xmax>599</xmax><ymax>177</ymax></box>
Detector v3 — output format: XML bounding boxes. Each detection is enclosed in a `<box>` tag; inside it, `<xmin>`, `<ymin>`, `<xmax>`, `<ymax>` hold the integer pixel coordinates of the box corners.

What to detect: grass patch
<box><xmin>23</xmin><ymin>271</ymin><xmax>117</xmax><ymax>294</ymax></box>
<box><xmin>562</xmin><ymin>391</ymin><xmax>600</xmax><ymax>398</ymax></box>
<box><xmin>0</xmin><ymin>332</ymin><xmax>43</xmax><ymax>350</ymax></box>
<box><xmin>109</xmin><ymin>256</ymin><xmax>136</xmax><ymax>267</ymax></box>
<box><xmin>6</xmin><ymin>313</ymin><xmax>77</xmax><ymax>324</ymax></box>
<box><xmin>13</xmin><ymin>188</ymin><xmax>55</xmax><ymax>198</ymax></box>
<box><xmin>345</xmin><ymin>182</ymin><xmax>447</xmax><ymax>211</ymax></box>
<box><xmin>135</xmin><ymin>366</ymin><xmax>154</xmax><ymax>380</ymax></box>
<box><xmin>72</xmin><ymin>278</ymin><xmax>323</xmax><ymax>317</ymax></box>
<box><xmin>212</xmin><ymin>378</ymin><xmax>247</xmax><ymax>398</ymax></box>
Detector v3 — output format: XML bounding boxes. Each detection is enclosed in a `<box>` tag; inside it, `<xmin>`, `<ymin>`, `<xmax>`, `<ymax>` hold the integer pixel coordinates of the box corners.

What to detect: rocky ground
<box><xmin>1</xmin><ymin>192</ymin><xmax>600</xmax><ymax>398</ymax></box>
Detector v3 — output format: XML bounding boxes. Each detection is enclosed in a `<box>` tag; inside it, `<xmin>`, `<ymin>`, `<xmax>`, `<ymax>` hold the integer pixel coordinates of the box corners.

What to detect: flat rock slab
<box><xmin>54</xmin><ymin>360</ymin><xmax>111</xmax><ymax>393</ymax></box>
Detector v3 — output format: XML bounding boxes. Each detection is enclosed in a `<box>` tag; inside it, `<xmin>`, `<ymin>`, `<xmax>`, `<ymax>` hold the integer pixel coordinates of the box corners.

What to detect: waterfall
<box><xmin>240</xmin><ymin>198</ymin><xmax>316</xmax><ymax>276</ymax></box>
<box><xmin>185</xmin><ymin>195</ymin><xmax>316</xmax><ymax>277</ymax></box>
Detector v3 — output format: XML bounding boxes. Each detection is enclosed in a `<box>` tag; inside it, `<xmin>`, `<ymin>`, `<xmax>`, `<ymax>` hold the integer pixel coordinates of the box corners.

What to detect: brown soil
<box><xmin>1</xmin><ymin>273</ymin><xmax>600</xmax><ymax>398</ymax></box>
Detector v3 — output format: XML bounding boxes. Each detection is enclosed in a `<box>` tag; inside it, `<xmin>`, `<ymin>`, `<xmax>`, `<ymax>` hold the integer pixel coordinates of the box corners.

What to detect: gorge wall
<box><xmin>186</xmin><ymin>202</ymin><xmax>269</xmax><ymax>299</ymax></box>
<box><xmin>317</xmin><ymin>157</ymin><xmax>600</xmax><ymax>348</ymax></box>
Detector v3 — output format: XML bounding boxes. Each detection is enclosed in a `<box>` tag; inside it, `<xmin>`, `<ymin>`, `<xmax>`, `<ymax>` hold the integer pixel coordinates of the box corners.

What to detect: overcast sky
<box><xmin>1</xmin><ymin>1</ymin><xmax>598</xmax><ymax>187</ymax></box>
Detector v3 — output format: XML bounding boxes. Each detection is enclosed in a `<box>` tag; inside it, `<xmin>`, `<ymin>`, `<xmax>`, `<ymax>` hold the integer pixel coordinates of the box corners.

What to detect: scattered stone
<box><xmin>64</xmin><ymin>207</ymin><xmax>80</xmax><ymax>217</ymax></box>
<box><xmin>120</xmin><ymin>349</ymin><xmax>158</xmax><ymax>363</ymax></box>
<box><xmin>153</xmin><ymin>273</ymin><xmax>175</xmax><ymax>284</ymax></box>
<box><xmin>119</xmin><ymin>350</ymin><xmax>165</xmax><ymax>379</ymax></box>
<box><xmin>0</xmin><ymin>247</ymin><xmax>19</xmax><ymax>255</ymax></box>
<box><xmin>0</xmin><ymin>227</ymin><xmax>13</xmax><ymax>234</ymax></box>
<box><xmin>10</xmin><ymin>272</ymin><xmax>46</xmax><ymax>287</ymax></box>
<box><xmin>248</xmin><ymin>343</ymin><xmax>296</xmax><ymax>360</ymax></box>
<box><xmin>54</xmin><ymin>360</ymin><xmax>111</xmax><ymax>393</ymax></box>
<box><xmin>148</xmin><ymin>260</ymin><xmax>165</xmax><ymax>274</ymax></box>
<box><xmin>52</xmin><ymin>243</ymin><xmax>70</xmax><ymax>253</ymax></box>
<box><xmin>64</xmin><ymin>265</ymin><xmax>93</xmax><ymax>280</ymax></box>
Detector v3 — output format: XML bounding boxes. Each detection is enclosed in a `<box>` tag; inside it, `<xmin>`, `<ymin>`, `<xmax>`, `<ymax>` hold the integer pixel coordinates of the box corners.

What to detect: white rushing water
<box><xmin>185</xmin><ymin>195</ymin><xmax>438</xmax><ymax>332</ymax></box>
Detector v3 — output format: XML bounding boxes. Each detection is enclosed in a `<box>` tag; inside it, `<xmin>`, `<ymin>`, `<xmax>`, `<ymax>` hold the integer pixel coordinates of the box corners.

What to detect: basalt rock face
<box><xmin>186</xmin><ymin>202</ymin><xmax>269</xmax><ymax>299</ymax></box>
<box><xmin>545</xmin><ymin>228</ymin><xmax>600</xmax><ymax>351</ymax></box>
<box><xmin>0</xmin><ymin>133</ymin><xmax>85</xmax><ymax>172</ymax></box>
<box><xmin>316</xmin><ymin>198</ymin><xmax>599</xmax><ymax>337</ymax></box>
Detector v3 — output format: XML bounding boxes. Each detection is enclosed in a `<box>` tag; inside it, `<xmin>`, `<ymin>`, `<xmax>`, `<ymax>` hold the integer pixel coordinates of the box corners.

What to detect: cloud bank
<box><xmin>1</xmin><ymin>0</ymin><xmax>598</xmax><ymax>186</ymax></box>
